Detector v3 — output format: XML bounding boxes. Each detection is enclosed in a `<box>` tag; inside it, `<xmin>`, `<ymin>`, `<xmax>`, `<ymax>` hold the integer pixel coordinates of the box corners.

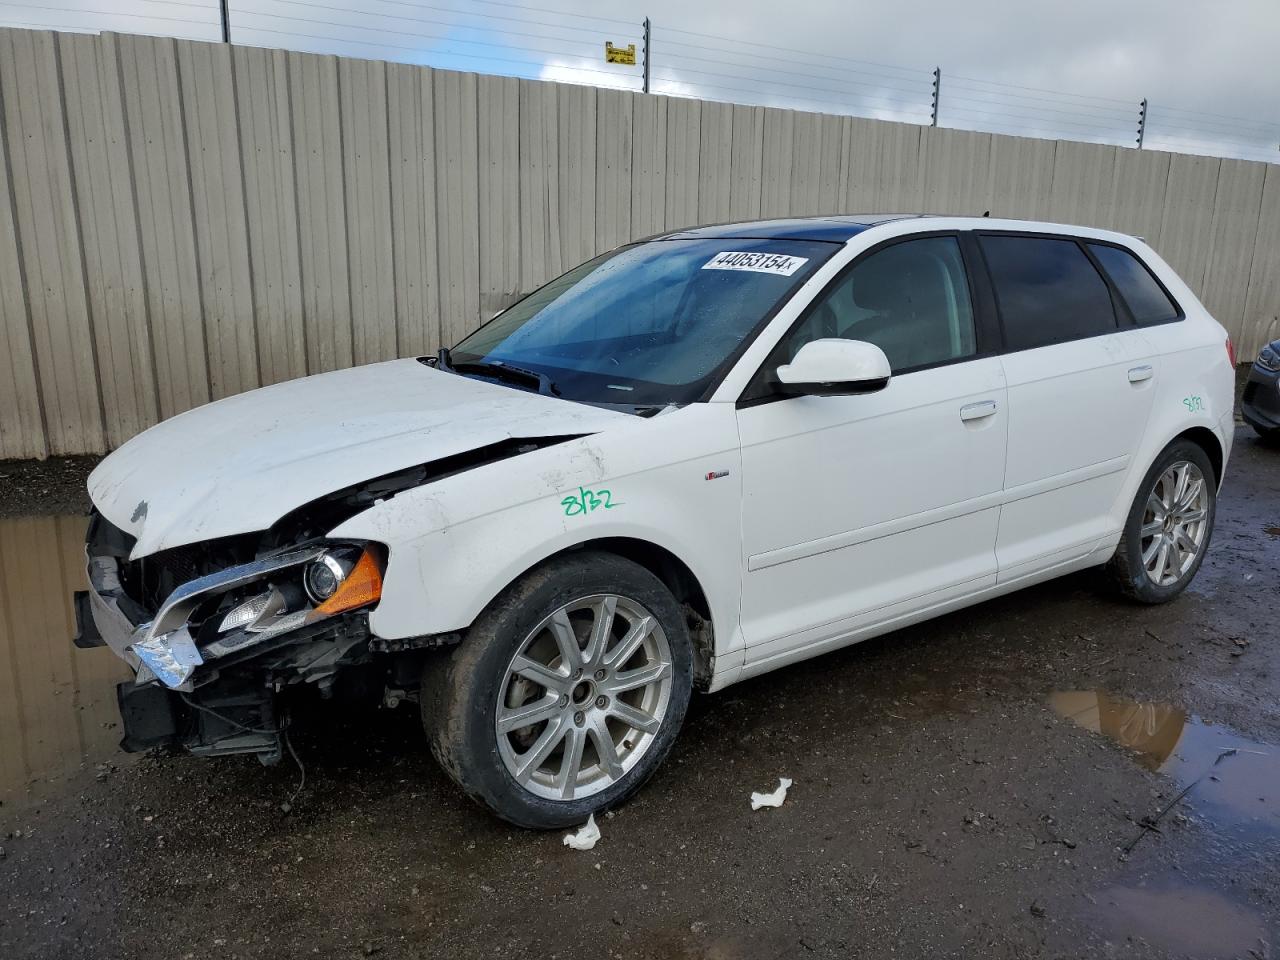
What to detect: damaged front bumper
<box><xmin>107</xmin><ymin>544</ymin><xmax>329</xmax><ymax>688</ymax></box>
<box><xmin>77</xmin><ymin>513</ymin><xmax>383</xmax><ymax>763</ymax></box>
<box><xmin>111</xmin><ymin>613</ymin><xmax>372</xmax><ymax>764</ymax></box>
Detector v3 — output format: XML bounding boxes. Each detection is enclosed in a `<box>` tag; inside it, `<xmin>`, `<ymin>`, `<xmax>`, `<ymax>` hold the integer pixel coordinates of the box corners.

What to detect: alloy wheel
<box><xmin>495</xmin><ymin>594</ymin><xmax>674</xmax><ymax>801</ymax></box>
<box><xmin>1140</xmin><ymin>459</ymin><xmax>1210</xmax><ymax>587</ymax></box>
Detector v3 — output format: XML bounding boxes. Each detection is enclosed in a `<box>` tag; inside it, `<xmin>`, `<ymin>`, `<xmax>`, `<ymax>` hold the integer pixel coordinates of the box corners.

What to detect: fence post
<box><xmin>642</xmin><ymin>17</ymin><xmax>651</xmax><ymax>93</ymax></box>
<box><xmin>1136</xmin><ymin>97</ymin><xmax>1147</xmax><ymax>148</ymax></box>
<box><xmin>930</xmin><ymin>67</ymin><xmax>941</xmax><ymax>127</ymax></box>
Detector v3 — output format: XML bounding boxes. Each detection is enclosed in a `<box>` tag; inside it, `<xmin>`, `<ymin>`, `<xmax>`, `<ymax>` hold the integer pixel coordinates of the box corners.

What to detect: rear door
<box><xmin>977</xmin><ymin>233</ymin><xmax>1158</xmax><ymax>582</ymax></box>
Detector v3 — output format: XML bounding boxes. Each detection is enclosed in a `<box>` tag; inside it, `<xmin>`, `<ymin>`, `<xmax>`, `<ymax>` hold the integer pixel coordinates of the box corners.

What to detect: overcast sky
<box><xmin>639</xmin><ymin>0</ymin><xmax>1280</xmax><ymax>156</ymax></box>
<box><xmin>647</xmin><ymin>0</ymin><xmax>1279</xmax><ymax>113</ymax></box>
<box><xmin>2</xmin><ymin>0</ymin><xmax>1277</xmax><ymax>160</ymax></box>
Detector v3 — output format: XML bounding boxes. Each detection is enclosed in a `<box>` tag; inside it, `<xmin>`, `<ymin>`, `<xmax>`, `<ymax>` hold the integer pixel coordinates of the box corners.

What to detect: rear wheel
<box><xmin>1106</xmin><ymin>440</ymin><xmax>1217</xmax><ymax>603</ymax></box>
<box><xmin>423</xmin><ymin>551</ymin><xmax>693</xmax><ymax>828</ymax></box>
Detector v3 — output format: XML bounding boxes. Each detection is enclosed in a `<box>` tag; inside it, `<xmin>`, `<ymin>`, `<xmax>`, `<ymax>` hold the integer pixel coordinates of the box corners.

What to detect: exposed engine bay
<box><xmin>75</xmin><ymin>438</ymin><xmax>577</xmax><ymax>764</ymax></box>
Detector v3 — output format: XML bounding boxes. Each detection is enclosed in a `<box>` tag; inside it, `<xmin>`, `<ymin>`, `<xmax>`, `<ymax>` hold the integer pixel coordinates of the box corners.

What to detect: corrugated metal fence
<box><xmin>1</xmin><ymin>27</ymin><xmax>1278</xmax><ymax>460</ymax></box>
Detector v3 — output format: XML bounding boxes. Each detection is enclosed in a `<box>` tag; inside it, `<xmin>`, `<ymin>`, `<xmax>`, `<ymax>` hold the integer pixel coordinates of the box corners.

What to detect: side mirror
<box><xmin>774</xmin><ymin>339</ymin><xmax>891</xmax><ymax>396</ymax></box>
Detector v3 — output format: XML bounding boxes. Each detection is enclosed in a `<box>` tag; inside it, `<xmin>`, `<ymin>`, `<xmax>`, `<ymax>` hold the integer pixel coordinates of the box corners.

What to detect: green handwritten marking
<box><xmin>1182</xmin><ymin>395</ymin><xmax>1204</xmax><ymax>413</ymax></box>
<box><xmin>562</xmin><ymin>486</ymin><xmax>620</xmax><ymax>517</ymax></box>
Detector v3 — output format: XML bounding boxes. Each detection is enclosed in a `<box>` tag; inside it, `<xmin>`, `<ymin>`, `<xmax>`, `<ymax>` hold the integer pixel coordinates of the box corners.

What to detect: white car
<box><xmin>77</xmin><ymin>215</ymin><xmax>1236</xmax><ymax>827</ymax></box>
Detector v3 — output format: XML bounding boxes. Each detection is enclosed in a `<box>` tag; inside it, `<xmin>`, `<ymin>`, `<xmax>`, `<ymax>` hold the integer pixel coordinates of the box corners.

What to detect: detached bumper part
<box><xmin>184</xmin><ymin>691</ymin><xmax>282</xmax><ymax>764</ymax></box>
<box><xmin>117</xmin><ymin>680</ymin><xmax>180</xmax><ymax>752</ymax></box>
<box><xmin>130</xmin><ymin>627</ymin><xmax>204</xmax><ymax>689</ymax></box>
<box><xmin>115</xmin><ymin>679</ymin><xmax>283</xmax><ymax>763</ymax></box>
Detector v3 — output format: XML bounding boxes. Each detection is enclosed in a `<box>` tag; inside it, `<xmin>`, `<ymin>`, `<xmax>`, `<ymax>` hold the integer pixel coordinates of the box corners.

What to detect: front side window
<box><xmin>449</xmin><ymin>238</ymin><xmax>838</xmax><ymax>407</ymax></box>
<box><xmin>980</xmin><ymin>235</ymin><xmax>1118</xmax><ymax>351</ymax></box>
<box><xmin>756</xmin><ymin>235</ymin><xmax>977</xmax><ymax>388</ymax></box>
<box><xmin>1087</xmin><ymin>243</ymin><xmax>1181</xmax><ymax>326</ymax></box>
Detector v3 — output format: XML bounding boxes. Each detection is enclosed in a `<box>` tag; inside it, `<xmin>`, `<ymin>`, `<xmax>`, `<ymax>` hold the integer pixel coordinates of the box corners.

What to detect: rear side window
<box><xmin>1087</xmin><ymin>243</ymin><xmax>1181</xmax><ymax>325</ymax></box>
<box><xmin>980</xmin><ymin>236</ymin><xmax>1118</xmax><ymax>352</ymax></box>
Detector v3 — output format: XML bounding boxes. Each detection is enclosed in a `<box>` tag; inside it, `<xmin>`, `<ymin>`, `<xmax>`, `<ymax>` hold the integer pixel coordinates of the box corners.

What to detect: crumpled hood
<box><xmin>88</xmin><ymin>359</ymin><xmax>631</xmax><ymax>557</ymax></box>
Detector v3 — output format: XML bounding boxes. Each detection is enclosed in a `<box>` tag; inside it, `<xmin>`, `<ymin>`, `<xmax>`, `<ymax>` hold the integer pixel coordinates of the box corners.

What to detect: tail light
<box><xmin>1226</xmin><ymin>337</ymin><xmax>1236</xmax><ymax>367</ymax></box>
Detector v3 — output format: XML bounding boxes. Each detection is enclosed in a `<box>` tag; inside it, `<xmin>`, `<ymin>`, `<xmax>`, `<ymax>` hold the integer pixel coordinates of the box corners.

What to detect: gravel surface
<box><xmin>0</xmin><ymin>455</ymin><xmax>100</xmax><ymax>518</ymax></box>
<box><xmin>2</xmin><ymin>428</ymin><xmax>1277</xmax><ymax>960</ymax></box>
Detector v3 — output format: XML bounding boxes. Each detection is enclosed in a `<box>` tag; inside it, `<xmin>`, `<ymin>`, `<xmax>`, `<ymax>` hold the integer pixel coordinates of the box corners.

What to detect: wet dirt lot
<box><xmin>1</xmin><ymin>428</ymin><xmax>1277</xmax><ymax>960</ymax></box>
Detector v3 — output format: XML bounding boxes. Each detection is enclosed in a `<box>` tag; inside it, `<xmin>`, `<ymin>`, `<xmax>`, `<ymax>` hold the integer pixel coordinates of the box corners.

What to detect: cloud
<box><xmin>13</xmin><ymin>0</ymin><xmax>1275</xmax><ymax>160</ymax></box>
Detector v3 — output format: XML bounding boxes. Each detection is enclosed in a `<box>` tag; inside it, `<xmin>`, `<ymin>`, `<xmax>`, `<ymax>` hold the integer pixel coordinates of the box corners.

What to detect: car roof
<box><xmin>648</xmin><ymin>214</ymin><xmax>1138</xmax><ymax>245</ymax></box>
<box><xmin>651</xmin><ymin>214</ymin><xmax>926</xmax><ymax>243</ymax></box>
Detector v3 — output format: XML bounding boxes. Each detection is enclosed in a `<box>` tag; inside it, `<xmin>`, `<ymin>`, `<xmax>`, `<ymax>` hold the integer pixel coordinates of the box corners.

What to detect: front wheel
<box><xmin>1105</xmin><ymin>440</ymin><xmax>1217</xmax><ymax>603</ymax></box>
<box><xmin>423</xmin><ymin>551</ymin><xmax>693</xmax><ymax>828</ymax></box>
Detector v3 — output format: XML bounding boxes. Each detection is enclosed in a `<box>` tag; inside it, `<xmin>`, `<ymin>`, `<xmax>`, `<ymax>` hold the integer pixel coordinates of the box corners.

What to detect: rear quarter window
<box><xmin>1087</xmin><ymin>243</ymin><xmax>1181</xmax><ymax>325</ymax></box>
<box><xmin>980</xmin><ymin>235</ymin><xmax>1119</xmax><ymax>352</ymax></box>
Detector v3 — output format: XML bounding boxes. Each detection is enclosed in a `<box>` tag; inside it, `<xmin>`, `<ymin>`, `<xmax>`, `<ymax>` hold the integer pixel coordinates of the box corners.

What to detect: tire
<box><xmin>1105</xmin><ymin>439</ymin><xmax>1217</xmax><ymax>604</ymax></box>
<box><xmin>422</xmin><ymin>551</ymin><xmax>693</xmax><ymax>828</ymax></box>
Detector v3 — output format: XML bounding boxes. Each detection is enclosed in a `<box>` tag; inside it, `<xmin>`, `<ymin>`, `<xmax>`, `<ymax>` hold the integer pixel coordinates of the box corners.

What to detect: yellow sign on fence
<box><xmin>605</xmin><ymin>42</ymin><xmax>636</xmax><ymax>65</ymax></box>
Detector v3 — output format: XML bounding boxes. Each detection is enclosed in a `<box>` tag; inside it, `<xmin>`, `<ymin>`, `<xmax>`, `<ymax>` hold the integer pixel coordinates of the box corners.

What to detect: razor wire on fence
<box><xmin>0</xmin><ymin>0</ymin><xmax>1276</xmax><ymax>163</ymax></box>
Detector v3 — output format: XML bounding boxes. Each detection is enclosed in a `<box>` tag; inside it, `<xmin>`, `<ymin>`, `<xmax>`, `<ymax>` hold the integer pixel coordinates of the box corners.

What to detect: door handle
<box><xmin>960</xmin><ymin>400</ymin><xmax>998</xmax><ymax>422</ymax></box>
<box><xmin>1128</xmin><ymin>365</ymin><xmax>1154</xmax><ymax>383</ymax></box>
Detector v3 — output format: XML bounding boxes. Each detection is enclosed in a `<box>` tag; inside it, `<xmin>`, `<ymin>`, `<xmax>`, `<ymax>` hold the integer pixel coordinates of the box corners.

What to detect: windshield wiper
<box><xmin>445</xmin><ymin>354</ymin><xmax>561</xmax><ymax>397</ymax></box>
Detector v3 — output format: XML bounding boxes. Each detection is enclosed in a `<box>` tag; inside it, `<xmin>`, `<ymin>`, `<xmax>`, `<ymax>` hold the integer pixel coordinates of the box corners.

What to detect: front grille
<box><xmin>123</xmin><ymin>545</ymin><xmax>204</xmax><ymax>614</ymax></box>
<box><xmin>145</xmin><ymin>544</ymin><xmax>205</xmax><ymax>590</ymax></box>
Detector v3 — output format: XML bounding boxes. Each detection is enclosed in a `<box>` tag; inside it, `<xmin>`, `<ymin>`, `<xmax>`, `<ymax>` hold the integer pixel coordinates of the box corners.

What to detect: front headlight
<box><xmin>127</xmin><ymin>542</ymin><xmax>386</xmax><ymax>689</ymax></box>
<box><xmin>308</xmin><ymin>546</ymin><xmax>384</xmax><ymax>617</ymax></box>
<box><xmin>1257</xmin><ymin>342</ymin><xmax>1280</xmax><ymax>372</ymax></box>
<box><xmin>217</xmin><ymin>543</ymin><xmax>382</xmax><ymax>637</ymax></box>
<box><xmin>304</xmin><ymin>548</ymin><xmax>361</xmax><ymax>603</ymax></box>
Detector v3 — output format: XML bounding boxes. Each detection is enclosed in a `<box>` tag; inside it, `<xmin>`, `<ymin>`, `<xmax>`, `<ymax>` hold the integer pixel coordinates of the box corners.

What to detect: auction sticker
<box><xmin>702</xmin><ymin>251</ymin><xmax>809</xmax><ymax>276</ymax></box>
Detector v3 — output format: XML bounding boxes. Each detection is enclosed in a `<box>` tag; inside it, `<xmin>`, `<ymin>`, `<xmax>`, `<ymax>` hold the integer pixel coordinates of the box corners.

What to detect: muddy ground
<box><xmin>2</xmin><ymin>428</ymin><xmax>1278</xmax><ymax>960</ymax></box>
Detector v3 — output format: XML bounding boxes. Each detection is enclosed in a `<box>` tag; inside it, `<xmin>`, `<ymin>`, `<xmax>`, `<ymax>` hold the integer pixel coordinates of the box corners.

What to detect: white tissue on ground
<box><xmin>750</xmin><ymin>777</ymin><xmax>793</xmax><ymax>810</ymax></box>
<box><xmin>563</xmin><ymin>813</ymin><xmax>601</xmax><ymax>850</ymax></box>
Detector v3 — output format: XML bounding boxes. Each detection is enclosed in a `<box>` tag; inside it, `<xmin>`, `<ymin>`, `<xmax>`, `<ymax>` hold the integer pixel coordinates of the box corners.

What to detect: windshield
<box><xmin>449</xmin><ymin>237</ymin><xmax>838</xmax><ymax>406</ymax></box>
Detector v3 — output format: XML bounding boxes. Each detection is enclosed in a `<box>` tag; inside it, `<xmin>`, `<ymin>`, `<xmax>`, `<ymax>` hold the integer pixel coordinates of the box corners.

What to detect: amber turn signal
<box><xmin>313</xmin><ymin>547</ymin><xmax>383</xmax><ymax>616</ymax></box>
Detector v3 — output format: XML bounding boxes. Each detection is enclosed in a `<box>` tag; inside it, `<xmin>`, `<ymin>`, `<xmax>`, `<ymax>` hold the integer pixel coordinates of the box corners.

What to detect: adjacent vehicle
<box><xmin>1242</xmin><ymin>338</ymin><xmax>1280</xmax><ymax>442</ymax></box>
<box><xmin>77</xmin><ymin>215</ymin><xmax>1236</xmax><ymax>827</ymax></box>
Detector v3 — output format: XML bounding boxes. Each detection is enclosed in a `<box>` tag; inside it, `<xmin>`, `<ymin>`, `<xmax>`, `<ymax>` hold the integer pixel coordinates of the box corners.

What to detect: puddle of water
<box><xmin>0</xmin><ymin>514</ymin><xmax>131</xmax><ymax>806</ymax></box>
<box><xmin>1088</xmin><ymin>884</ymin><xmax>1269</xmax><ymax>959</ymax></box>
<box><xmin>1050</xmin><ymin>690</ymin><xmax>1280</xmax><ymax>837</ymax></box>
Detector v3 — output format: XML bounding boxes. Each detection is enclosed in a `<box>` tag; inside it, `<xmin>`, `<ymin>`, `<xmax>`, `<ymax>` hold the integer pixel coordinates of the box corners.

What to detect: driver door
<box><xmin>735</xmin><ymin>234</ymin><xmax>1008</xmax><ymax>673</ymax></box>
